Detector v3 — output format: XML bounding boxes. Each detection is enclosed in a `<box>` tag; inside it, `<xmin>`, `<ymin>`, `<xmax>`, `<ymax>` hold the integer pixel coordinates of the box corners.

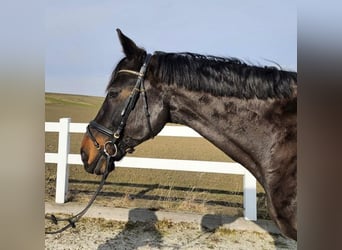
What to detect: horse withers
<box><xmin>80</xmin><ymin>29</ymin><xmax>297</xmax><ymax>240</ymax></box>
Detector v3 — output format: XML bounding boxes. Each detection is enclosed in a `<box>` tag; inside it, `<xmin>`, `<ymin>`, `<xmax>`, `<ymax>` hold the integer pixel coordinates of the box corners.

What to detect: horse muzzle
<box><xmin>81</xmin><ymin>142</ymin><xmax>127</xmax><ymax>175</ymax></box>
<box><xmin>82</xmin><ymin>153</ymin><xmax>115</xmax><ymax>175</ymax></box>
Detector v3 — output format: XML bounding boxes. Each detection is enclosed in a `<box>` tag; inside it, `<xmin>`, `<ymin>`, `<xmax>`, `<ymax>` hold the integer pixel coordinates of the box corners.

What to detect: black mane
<box><xmin>153</xmin><ymin>51</ymin><xmax>297</xmax><ymax>99</ymax></box>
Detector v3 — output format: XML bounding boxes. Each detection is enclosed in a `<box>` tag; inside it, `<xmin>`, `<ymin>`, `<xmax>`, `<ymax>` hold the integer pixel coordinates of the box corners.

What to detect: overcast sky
<box><xmin>46</xmin><ymin>0</ymin><xmax>297</xmax><ymax>97</ymax></box>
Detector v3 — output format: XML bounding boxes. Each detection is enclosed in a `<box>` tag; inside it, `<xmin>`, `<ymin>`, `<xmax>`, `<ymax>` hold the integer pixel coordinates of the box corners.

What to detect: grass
<box><xmin>45</xmin><ymin>92</ymin><xmax>269</xmax><ymax>219</ymax></box>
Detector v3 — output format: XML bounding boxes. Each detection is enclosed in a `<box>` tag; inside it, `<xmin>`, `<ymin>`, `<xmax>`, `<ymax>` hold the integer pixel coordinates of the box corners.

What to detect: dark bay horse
<box><xmin>80</xmin><ymin>29</ymin><xmax>297</xmax><ymax>240</ymax></box>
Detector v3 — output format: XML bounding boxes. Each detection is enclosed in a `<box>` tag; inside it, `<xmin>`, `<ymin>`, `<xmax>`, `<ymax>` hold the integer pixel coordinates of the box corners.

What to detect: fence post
<box><xmin>55</xmin><ymin>118</ymin><xmax>71</xmax><ymax>203</ymax></box>
<box><xmin>243</xmin><ymin>169</ymin><xmax>257</xmax><ymax>220</ymax></box>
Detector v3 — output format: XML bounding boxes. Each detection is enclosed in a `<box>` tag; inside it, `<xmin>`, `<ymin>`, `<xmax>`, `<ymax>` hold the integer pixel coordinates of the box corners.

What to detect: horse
<box><xmin>80</xmin><ymin>29</ymin><xmax>297</xmax><ymax>240</ymax></box>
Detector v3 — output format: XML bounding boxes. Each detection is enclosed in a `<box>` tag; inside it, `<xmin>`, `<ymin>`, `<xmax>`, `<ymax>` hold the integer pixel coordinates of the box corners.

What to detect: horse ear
<box><xmin>116</xmin><ymin>29</ymin><xmax>145</xmax><ymax>59</ymax></box>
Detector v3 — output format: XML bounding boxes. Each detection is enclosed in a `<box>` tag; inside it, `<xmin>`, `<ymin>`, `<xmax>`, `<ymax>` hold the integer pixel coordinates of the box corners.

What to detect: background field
<box><xmin>45</xmin><ymin>93</ymin><xmax>269</xmax><ymax>219</ymax></box>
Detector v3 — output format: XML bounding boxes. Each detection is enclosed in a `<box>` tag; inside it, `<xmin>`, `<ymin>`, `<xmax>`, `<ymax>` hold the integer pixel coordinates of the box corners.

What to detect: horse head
<box><xmin>80</xmin><ymin>29</ymin><xmax>168</xmax><ymax>175</ymax></box>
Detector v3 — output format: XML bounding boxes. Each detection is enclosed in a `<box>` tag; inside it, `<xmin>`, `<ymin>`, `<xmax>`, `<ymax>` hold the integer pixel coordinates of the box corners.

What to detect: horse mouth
<box><xmin>83</xmin><ymin>153</ymin><xmax>111</xmax><ymax>175</ymax></box>
<box><xmin>84</xmin><ymin>148</ymin><xmax>128</xmax><ymax>175</ymax></box>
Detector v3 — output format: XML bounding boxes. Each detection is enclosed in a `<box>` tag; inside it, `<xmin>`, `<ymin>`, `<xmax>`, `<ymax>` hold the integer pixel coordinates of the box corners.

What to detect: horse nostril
<box><xmin>80</xmin><ymin>150</ymin><xmax>88</xmax><ymax>163</ymax></box>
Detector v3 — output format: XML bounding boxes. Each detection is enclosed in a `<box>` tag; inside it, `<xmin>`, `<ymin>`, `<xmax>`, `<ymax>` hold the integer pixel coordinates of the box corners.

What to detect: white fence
<box><xmin>45</xmin><ymin>118</ymin><xmax>257</xmax><ymax>220</ymax></box>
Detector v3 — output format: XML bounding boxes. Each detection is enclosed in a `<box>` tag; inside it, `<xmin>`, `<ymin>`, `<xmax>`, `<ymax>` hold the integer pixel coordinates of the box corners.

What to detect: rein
<box><xmin>45</xmin><ymin>53</ymin><xmax>153</xmax><ymax>234</ymax></box>
<box><xmin>45</xmin><ymin>161</ymin><xmax>110</xmax><ymax>234</ymax></box>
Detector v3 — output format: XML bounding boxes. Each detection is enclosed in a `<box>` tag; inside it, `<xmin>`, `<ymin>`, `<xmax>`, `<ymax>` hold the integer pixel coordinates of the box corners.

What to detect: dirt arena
<box><xmin>45</xmin><ymin>208</ymin><xmax>297</xmax><ymax>250</ymax></box>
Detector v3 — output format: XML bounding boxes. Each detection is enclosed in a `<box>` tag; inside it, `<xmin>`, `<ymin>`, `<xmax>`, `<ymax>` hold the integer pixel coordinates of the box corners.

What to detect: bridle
<box><xmin>86</xmin><ymin>53</ymin><xmax>153</xmax><ymax>161</ymax></box>
<box><xmin>45</xmin><ymin>53</ymin><xmax>153</xmax><ymax>234</ymax></box>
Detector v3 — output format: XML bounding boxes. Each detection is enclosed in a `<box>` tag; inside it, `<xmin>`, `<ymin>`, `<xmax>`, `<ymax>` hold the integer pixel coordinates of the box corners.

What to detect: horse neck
<box><xmin>165</xmin><ymin>86</ymin><xmax>296</xmax><ymax>185</ymax></box>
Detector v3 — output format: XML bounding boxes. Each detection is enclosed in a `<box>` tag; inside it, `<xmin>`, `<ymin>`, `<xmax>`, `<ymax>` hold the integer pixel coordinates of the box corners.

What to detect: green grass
<box><xmin>45</xmin><ymin>92</ymin><xmax>269</xmax><ymax>219</ymax></box>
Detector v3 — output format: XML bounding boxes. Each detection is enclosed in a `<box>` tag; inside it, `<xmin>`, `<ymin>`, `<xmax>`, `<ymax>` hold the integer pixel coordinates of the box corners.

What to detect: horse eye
<box><xmin>108</xmin><ymin>91</ymin><xmax>120</xmax><ymax>98</ymax></box>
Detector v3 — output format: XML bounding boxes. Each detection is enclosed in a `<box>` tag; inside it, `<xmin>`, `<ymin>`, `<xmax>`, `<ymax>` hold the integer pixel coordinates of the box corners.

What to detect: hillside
<box><xmin>45</xmin><ymin>92</ymin><xmax>104</xmax><ymax>122</ymax></box>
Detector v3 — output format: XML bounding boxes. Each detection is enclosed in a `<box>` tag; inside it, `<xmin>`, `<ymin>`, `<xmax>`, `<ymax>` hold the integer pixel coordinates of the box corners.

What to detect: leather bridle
<box><xmin>45</xmin><ymin>53</ymin><xmax>153</xmax><ymax>234</ymax></box>
<box><xmin>86</xmin><ymin>53</ymin><xmax>153</xmax><ymax>162</ymax></box>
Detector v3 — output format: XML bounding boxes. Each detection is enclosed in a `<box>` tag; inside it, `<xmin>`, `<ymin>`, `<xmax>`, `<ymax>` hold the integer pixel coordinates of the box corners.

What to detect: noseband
<box><xmin>86</xmin><ymin>53</ymin><xmax>153</xmax><ymax>161</ymax></box>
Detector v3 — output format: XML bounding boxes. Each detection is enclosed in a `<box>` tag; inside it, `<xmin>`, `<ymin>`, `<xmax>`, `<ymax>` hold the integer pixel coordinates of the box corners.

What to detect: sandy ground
<box><xmin>45</xmin><ymin>219</ymin><xmax>296</xmax><ymax>250</ymax></box>
<box><xmin>45</xmin><ymin>204</ymin><xmax>297</xmax><ymax>250</ymax></box>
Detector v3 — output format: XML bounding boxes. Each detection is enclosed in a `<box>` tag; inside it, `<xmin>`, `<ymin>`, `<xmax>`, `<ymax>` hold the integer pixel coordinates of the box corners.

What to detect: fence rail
<box><xmin>45</xmin><ymin>118</ymin><xmax>257</xmax><ymax>220</ymax></box>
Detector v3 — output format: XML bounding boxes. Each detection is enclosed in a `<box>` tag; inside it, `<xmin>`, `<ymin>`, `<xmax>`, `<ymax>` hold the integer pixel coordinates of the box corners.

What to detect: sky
<box><xmin>46</xmin><ymin>0</ymin><xmax>297</xmax><ymax>97</ymax></box>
